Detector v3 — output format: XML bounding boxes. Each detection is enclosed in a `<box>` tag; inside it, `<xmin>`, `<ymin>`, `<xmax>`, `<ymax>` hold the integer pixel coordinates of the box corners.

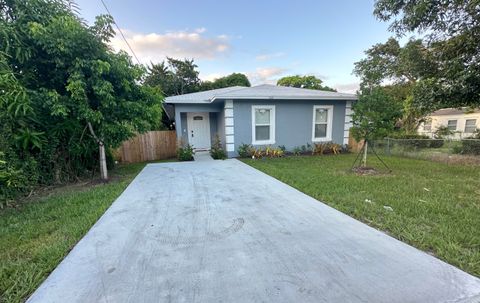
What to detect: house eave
<box><xmin>211</xmin><ymin>96</ymin><xmax>358</xmax><ymax>101</ymax></box>
<box><xmin>166</xmin><ymin>95</ymin><xmax>358</xmax><ymax>104</ymax></box>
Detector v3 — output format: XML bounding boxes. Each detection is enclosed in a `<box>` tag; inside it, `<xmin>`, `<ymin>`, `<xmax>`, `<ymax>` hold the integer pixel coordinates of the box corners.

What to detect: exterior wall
<box><xmin>232</xmin><ymin>99</ymin><xmax>348</xmax><ymax>156</ymax></box>
<box><xmin>418</xmin><ymin>112</ymin><xmax>480</xmax><ymax>139</ymax></box>
<box><xmin>173</xmin><ymin>103</ymin><xmax>224</xmax><ymax>146</ymax></box>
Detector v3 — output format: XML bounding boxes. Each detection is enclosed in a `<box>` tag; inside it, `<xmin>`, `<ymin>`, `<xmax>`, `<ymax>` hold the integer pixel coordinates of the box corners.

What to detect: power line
<box><xmin>99</xmin><ymin>0</ymin><xmax>141</xmax><ymax>65</ymax></box>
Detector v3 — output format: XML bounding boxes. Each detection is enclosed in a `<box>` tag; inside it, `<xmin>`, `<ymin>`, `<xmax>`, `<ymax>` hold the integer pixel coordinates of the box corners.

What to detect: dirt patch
<box><xmin>352</xmin><ymin>166</ymin><xmax>384</xmax><ymax>176</ymax></box>
<box><xmin>3</xmin><ymin>175</ymin><xmax>124</xmax><ymax>210</ymax></box>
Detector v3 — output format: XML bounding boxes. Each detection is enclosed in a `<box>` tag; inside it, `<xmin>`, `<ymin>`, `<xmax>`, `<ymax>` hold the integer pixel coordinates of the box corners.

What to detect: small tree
<box><xmin>351</xmin><ymin>87</ymin><xmax>402</xmax><ymax>166</ymax></box>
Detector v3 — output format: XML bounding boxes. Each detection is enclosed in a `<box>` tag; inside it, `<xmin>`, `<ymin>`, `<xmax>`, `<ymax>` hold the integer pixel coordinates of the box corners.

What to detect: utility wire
<box><xmin>99</xmin><ymin>0</ymin><xmax>141</xmax><ymax>64</ymax></box>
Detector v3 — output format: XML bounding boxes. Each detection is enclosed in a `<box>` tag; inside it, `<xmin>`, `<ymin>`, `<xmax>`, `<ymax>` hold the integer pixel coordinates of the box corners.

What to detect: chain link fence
<box><xmin>370</xmin><ymin>138</ymin><xmax>480</xmax><ymax>165</ymax></box>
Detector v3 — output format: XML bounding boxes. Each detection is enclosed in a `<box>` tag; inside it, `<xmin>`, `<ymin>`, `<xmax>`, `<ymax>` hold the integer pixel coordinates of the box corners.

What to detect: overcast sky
<box><xmin>75</xmin><ymin>0</ymin><xmax>400</xmax><ymax>93</ymax></box>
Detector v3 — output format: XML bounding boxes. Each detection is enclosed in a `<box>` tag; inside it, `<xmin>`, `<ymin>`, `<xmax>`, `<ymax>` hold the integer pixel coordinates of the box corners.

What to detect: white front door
<box><xmin>187</xmin><ymin>112</ymin><xmax>211</xmax><ymax>150</ymax></box>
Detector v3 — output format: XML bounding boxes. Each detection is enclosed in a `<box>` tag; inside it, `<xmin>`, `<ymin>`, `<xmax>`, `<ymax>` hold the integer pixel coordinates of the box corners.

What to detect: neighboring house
<box><xmin>418</xmin><ymin>107</ymin><xmax>480</xmax><ymax>139</ymax></box>
<box><xmin>165</xmin><ymin>84</ymin><xmax>357</xmax><ymax>157</ymax></box>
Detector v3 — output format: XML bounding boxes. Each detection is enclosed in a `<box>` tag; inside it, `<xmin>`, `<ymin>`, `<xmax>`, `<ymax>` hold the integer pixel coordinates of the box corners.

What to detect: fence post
<box><xmin>386</xmin><ymin>138</ymin><xmax>391</xmax><ymax>156</ymax></box>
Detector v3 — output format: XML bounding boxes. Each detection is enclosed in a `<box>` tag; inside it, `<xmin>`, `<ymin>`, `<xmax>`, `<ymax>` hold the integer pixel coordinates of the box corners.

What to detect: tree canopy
<box><xmin>277</xmin><ymin>75</ymin><xmax>336</xmax><ymax>91</ymax></box>
<box><xmin>354</xmin><ymin>38</ymin><xmax>437</xmax><ymax>87</ymax></box>
<box><xmin>354</xmin><ymin>38</ymin><xmax>437</xmax><ymax>133</ymax></box>
<box><xmin>373</xmin><ymin>0</ymin><xmax>480</xmax><ymax>109</ymax></box>
<box><xmin>145</xmin><ymin>58</ymin><xmax>201</xmax><ymax>96</ymax></box>
<box><xmin>200</xmin><ymin>73</ymin><xmax>251</xmax><ymax>91</ymax></box>
<box><xmin>351</xmin><ymin>87</ymin><xmax>402</xmax><ymax>142</ymax></box>
<box><xmin>1</xmin><ymin>0</ymin><xmax>163</xmax><ymax>202</ymax></box>
<box><xmin>145</xmin><ymin>60</ymin><xmax>250</xmax><ymax>95</ymax></box>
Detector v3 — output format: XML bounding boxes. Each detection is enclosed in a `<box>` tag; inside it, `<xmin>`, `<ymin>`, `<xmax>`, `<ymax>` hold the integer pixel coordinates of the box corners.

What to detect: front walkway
<box><xmin>193</xmin><ymin>150</ymin><xmax>213</xmax><ymax>161</ymax></box>
<box><xmin>28</xmin><ymin>159</ymin><xmax>480</xmax><ymax>302</ymax></box>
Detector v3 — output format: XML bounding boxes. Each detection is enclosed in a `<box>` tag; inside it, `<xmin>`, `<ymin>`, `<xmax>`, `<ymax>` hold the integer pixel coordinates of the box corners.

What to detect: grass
<box><xmin>242</xmin><ymin>154</ymin><xmax>480</xmax><ymax>277</ymax></box>
<box><xmin>0</xmin><ymin>163</ymin><xmax>147</xmax><ymax>303</ymax></box>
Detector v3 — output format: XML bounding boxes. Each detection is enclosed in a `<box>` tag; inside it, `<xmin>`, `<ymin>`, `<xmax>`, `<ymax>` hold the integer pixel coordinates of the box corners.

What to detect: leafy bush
<box><xmin>312</xmin><ymin>143</ymin><xmax>342</xmax><ymax>155</ymax></box>
<box><xmin>388</xmin><ymin>133</ymin><xmax>443</xmax><ymax>148</ymax></box>
<box><xmin>428</xmin><ymin>139</ymin><xmax>445</xmax><ymax>148</ymax></box>
<box><xmin>455</xmin><ymin>130</ymin><xmax>480</xmax><ymax>155</ymax></box>
<box><xmin>238</xmin><ymin>143</ymin><xmax>253</xmax><ymax>158</ymax></box>
<box><xmin>459</xmin><ymin>140</ymin><xmax>480</xmax><ymax>155</ymax></box>
<box><xmin>434</xmin><ymin>126</ymin><xmax>454</xmax><ymax>139</ymax></box>
<box><xmin>0</xmin><ymin>152</ymin><xmax>39</xmax><ymax>207</ymax></box>
<box><xmin>210</xmin><ymin>135</ymin><xmax>226</xmax><ymax>160</ymax></box>
<box><xmin>300</xmin><ymin>143</ymin><xmax>312</xmax><ymax>153</ymax></box>
<box><xmin>250</xmin><ymin>146</ymin><xmax>284</xmax><ymax>159</ymax></box>
<box><xmin>0</xmin><ymin>1</ymin><xmax>163</xmax><ymax>203</ymax></box>
<box><xmin>177</xmin><ymin>144</ymin><xmax>195</xmax><ymax>161</ymax></box>
<box><xmin>292</xmin><ymin>146</ymin><xmax>302</xmax><ymax>156</ymax></box>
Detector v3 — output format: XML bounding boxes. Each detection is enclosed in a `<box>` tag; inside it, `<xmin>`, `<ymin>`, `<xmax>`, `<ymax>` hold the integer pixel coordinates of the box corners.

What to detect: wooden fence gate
<box><xmin>115</xmin><ymin>131</ymin><xmax>177</xmax><ymax>163</ymax></box>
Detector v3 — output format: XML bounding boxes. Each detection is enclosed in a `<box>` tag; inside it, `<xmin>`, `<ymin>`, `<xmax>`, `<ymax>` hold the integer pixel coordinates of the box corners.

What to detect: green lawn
<box><xmin>0</xmin><ymin>163</ymin><xmax>147</xmax><ymax>303</ymax></box>
<box><xmin>242</xmin><ymin>154</ymin><xmax>480</xmax><ymax>277</ymax></box>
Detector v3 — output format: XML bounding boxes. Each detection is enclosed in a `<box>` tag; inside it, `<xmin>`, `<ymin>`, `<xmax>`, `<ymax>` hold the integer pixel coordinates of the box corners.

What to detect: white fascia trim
<box><xmin>212</xmin><ymin>96</ymin><xmax>357</xmax><ymax>102</ymax></box>
<box><xmin>166</xmin><ymin>96</ymin><xmax>358</xmax><ymax>104</ymax></box>
<box><xmin>312</xmin><ymin>105</ymin><xmax>334</xmax><ymax>142</ymax></box>
<box><xmin>252</xmin><ymin>105</ymin><xmax>275</xmax><ymax>145</ymax></box>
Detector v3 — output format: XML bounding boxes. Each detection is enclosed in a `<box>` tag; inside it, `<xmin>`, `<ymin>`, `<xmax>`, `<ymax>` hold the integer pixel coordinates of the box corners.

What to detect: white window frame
<box><xmin>312</xmin><ymin>105</ymin><xmax>334</xmax><ymax>142</ymax></box>
<box><xmin>464</xmin><ymin>119</ymin><xmax>477</xmax><ymax>133</ymax></box>
<box><xmin>252</xmin><ymin>105</ymin><xmax>275</xmax><ymax>145</ymax></box>
<box><xmin>447</xmin><ymin>119</ymin><xmax>457</xmax><ymax>131</ymax></box>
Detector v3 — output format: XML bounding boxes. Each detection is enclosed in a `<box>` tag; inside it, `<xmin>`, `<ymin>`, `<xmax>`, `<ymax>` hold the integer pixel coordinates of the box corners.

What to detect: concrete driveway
<box><xmin>28</xmin><ymin>158</ymin><xmax>480</xmax><ymax>302</ymax></box>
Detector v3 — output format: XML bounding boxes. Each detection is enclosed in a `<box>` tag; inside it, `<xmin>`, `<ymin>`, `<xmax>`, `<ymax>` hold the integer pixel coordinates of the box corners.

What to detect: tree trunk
<box><xmin>362</xmin><ymin>140</ymin><xmax>368</xmax><ymax>167</ymax></box>
<box><xmin>87</xmin><ymin>122</ymin><xmax>108</xmax><ymax>181</ymax></box>
<box><xmin>99</xmin><ymin>142</ymin><xmax>108</xmax><ymax>181</ymax></box>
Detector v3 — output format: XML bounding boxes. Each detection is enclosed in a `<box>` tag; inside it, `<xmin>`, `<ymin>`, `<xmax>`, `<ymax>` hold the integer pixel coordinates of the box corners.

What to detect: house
<box><xmin>418</xmin><ymin>107</ymin><xmax>480</xmax><ymax>139</ymax></box>
<box><xmin>165</xmin><ymin>84</ymin><xmax>357</xmax><ymax>157</ymax></box>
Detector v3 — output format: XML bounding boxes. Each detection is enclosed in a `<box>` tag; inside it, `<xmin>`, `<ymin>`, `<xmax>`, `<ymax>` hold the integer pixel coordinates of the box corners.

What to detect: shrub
<box><xmin>460</xmin><ymin>140</ymin><xmax>480</xmax><ymax>155</ymax></box>
<box><xmin>434</xmin><ymin>126</ymin><xmax>454</xmax><ymax>139</ymax></box>
<box><xmin>0</xmin><ymin>152</ymin><xmax>40</xmax><ymax>207</ymax></box>
<box><xmin>177</xmin><ymin>144</ymin><xmax>195</xmax><ymax>161</ymax></box>
<box><xmin>388</xmin><ymin>133</ymin><xmax>435</xmax><ymax>149</ymax></box>
<box><xmin>300</xmin><ymin>144</ymin><xmax>312</xmax><ymax>153</ymax></box>
<box><xmin>210</xmin><ymin>135</ymin><xmax>226</xmax><ymax>160</ymax></box>
<box><xmin>292</xmin><ymin>146</ymin><xmax>302</xmax><ymax>156</ymax></box>
<box><xmin>238</xmin><ymin>143</ymin><xmax>253</xmax><ymax>158</ymax></box>
<box><xmin>312</xmin><ymin>143</ymin><xmax>329</xmax><ymax>155</ymax></box>
<box><xmin>456</xmin><ymin>130</ymin><xmax>480</xmax><ymax>155</ymax></box>
<box><xmin>312</xmin><ymin>142</ymin><xmax>342</xmax><ymax>155</ymax></box>
<box><xmin>428</xmin><ymin>139</ymin><xmax>445</xmax><ymax>148</ymax></box>
<box><xmin>250</xmin><ymin>146</ymin><xmax>284</xmax><ymax>159</ymax></box>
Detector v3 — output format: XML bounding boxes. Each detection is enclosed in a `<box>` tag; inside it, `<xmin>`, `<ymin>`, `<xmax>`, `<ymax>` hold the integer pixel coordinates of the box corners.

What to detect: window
<box><xmin>423</xmin><ymin>121</ymin><xmax>432</xmax><ymax>131</ymax></box>
<box><xmin>447</xmin><ymin>120</ymin><xmax>457</xmax><ymax>131</ymax></box>
<box><xmin>465</xmin><ymin>119</ymin><xmax>477</xmax><ymax>133</ymax></box>
<box><xmin>312</xmin><ymin>105</ymin><xmax>333</xmax><ymax>141</ymax></box>
<box><xmin>252</xmin><ymin>105</ymin><xmax>275</xmax><ymax>144</ymax></box>
<box><xmin>193</xmin><ymin>116</ymin><xmax>203</xmax><ymax>120</ymax></box>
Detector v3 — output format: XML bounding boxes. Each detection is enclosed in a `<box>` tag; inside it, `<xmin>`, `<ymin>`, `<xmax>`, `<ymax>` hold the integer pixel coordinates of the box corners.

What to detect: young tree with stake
<box><xmin>351</xmin><ymin>87</ymin><xmax>402</xmax><ymax>167</ymax></box>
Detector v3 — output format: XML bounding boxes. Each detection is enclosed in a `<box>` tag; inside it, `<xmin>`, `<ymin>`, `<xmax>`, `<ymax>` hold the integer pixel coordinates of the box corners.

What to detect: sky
<box><xmin>75</xmin><ymin>0</ymin><xmax>398</xmax><ymax>93</ymax></box>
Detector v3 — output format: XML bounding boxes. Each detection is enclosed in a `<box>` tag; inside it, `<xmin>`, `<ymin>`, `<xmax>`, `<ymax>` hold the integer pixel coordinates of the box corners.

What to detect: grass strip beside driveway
<box><xmin>0</xmin><ymin>163</ymin><xmax>146</xmax><ymax>303</ymax></box>
<box><xmin>242</xmin><ymin>154</ymin><xmax>480</xmax><ymax>278</ymax></box>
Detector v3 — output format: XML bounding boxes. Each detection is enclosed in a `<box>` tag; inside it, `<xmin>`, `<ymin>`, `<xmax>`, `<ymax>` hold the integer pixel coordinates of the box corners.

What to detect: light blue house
<box><xmin>165</xmin><ymin>84</ymin><xmax>357</xmax><ymax>157</ymax></box>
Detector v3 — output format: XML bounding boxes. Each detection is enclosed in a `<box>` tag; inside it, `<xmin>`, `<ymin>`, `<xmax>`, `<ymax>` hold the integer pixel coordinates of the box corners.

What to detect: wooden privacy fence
<box><xmin>115</xmin><ymin>130</ymin><xmax>177</xmax><ymax>163</ymax></box>
<box><xmin>348</xmin><ymin>132</ymin><xmax>364</xmax><ymax>153</ymax></box>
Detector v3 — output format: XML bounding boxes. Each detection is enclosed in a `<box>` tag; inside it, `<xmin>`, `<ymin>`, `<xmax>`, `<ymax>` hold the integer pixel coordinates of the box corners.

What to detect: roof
<box><xmin>165</xmin><ymin>84</ymin><xmax>357</xmax><ymax>104</ymax></box>
<box><xmin>429</xmin><ymin>107</ymin><xmax>480</xmax><ymax>116</ymax></box>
